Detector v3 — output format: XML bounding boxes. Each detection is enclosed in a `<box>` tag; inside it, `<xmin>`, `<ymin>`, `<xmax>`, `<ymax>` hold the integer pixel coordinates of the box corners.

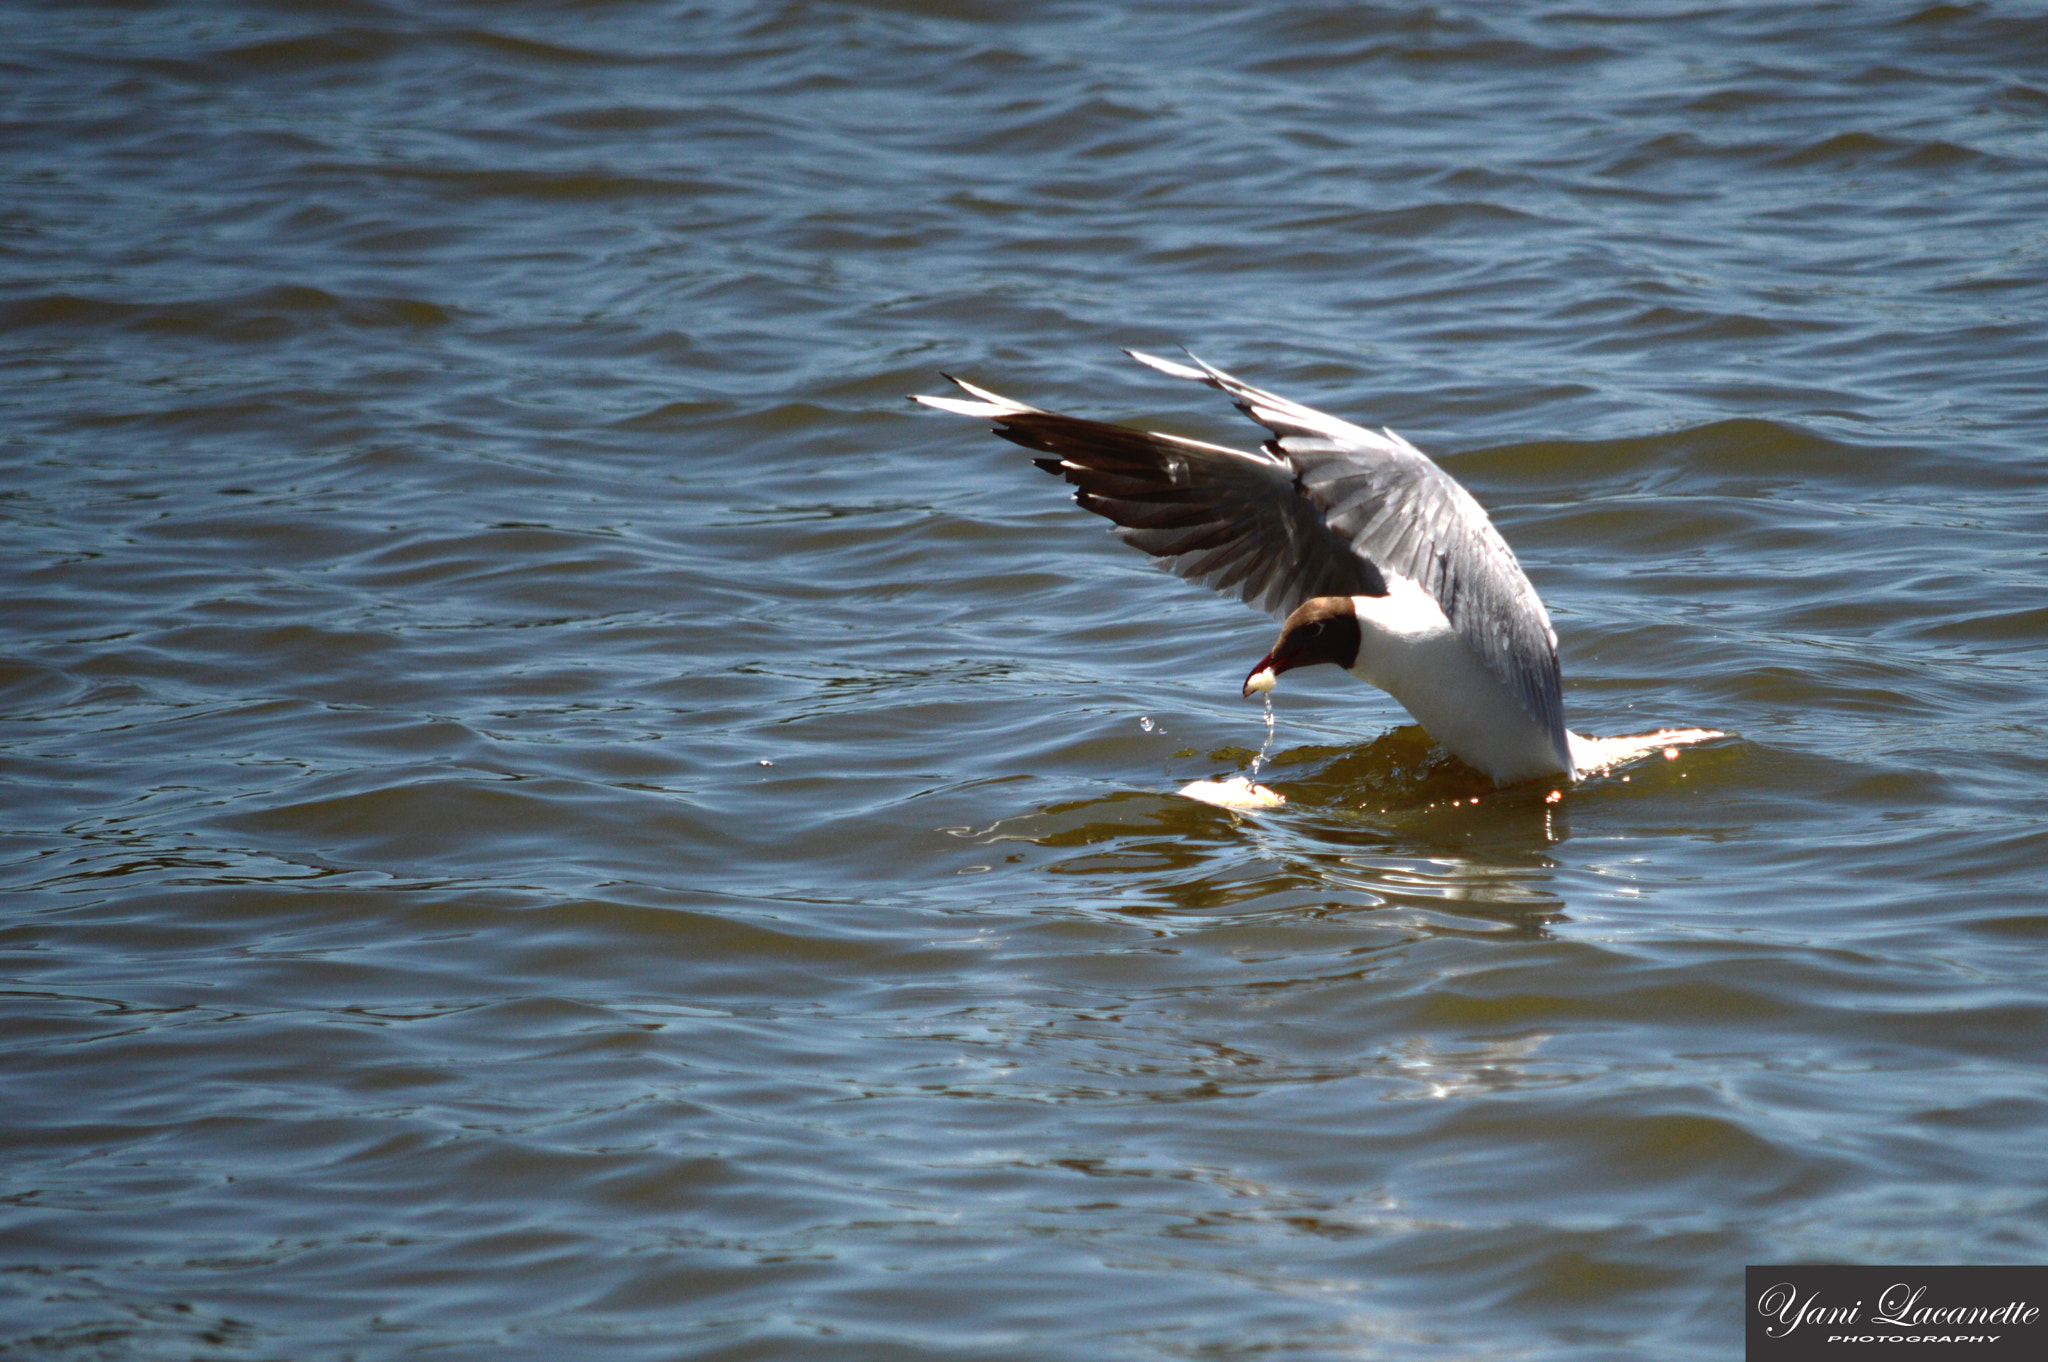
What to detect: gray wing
<box><xmin>911</xmin><ymin>355</ymin><xmax>1566</xmax><ymax>745</ymax></box>
<box><xmin>911</xmin><ymin>374</ymin><xmax>1382</xmax><ymax>616</ymax></box>
<box><xmin>1127</xmin><ymin>351</ymin><xmax>1566</xmax><ymax>750</ymax></box>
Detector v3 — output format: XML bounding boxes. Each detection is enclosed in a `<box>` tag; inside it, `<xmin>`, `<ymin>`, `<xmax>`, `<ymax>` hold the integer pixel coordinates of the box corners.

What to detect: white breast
<box><xmin>1345</xmin><ymin>583</ymin><xmax>1573</xmax><ymax>785</ymax></box>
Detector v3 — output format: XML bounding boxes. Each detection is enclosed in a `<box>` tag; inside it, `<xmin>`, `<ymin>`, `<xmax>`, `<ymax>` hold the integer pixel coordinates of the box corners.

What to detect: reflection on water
<box><xmin>1387</xmin><ymin>1033</ymin><xmax>1565</xmax><ymax>1101</ymax></box>
<box><xmin>941</xmin><ymin>730</ymin><xmax>1591</xmax><ymax>937</ymax></box>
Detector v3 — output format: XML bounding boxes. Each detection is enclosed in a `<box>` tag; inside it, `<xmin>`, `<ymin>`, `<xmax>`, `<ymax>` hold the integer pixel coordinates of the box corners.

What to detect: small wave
<box><xmin>0</xmin><ymin>286</ymin><xmax>452</xmax><ymax>340</ymax></box>
<box><xmin>1769</xmin><ymin>129</ymin><xmax>1998</xmax><ymax>172</ymax></box>
<box><xmin>210</xmin><ymin>28</ymin><xmax>403</xmax><ymax>73</ymax></box>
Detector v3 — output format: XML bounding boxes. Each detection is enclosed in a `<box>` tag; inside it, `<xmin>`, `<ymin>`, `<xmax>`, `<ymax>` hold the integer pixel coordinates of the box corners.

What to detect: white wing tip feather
<box><xmin>910</xmin><ymin>375</ymin><xmax>1041</xmax><ymax>418</ymax></box>
<box><xmin>1124</xmin><ymin>349</ymin><xmax>1211</xmax><ymax>382</ymax></box>
<box><xmin>911</xmin><ymin>392</ymin><xmax>1010</xmax><ymax>417</ymax></box>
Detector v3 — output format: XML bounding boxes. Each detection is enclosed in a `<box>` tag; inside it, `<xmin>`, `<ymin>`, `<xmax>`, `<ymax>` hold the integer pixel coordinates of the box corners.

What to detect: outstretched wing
<box><xmin>912</xmin><ymin>354</ymin><xmax>1565</xmax><ymax>746</ymax></box>
<box><xmin>912</xmin><ymin>374</ymin><xmax>1381</xmax><ymax>617</ymax></box>
<box><xmin>1127</xmin><ymin>351</ymin><xmax>1566</xmax><ymax>749</ymax></box>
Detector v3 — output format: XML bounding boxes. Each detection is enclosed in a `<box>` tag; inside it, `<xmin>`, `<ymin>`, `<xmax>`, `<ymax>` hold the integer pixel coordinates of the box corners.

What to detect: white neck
<box><xmin>1345</xmin><ymin>584</ymin><xmax>1571</xmax><ymax>785</ymax></box>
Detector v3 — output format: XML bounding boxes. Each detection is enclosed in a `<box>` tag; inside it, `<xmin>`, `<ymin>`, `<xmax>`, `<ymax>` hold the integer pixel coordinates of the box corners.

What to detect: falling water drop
<box><xmin>1247</xmin><ymin>692</ymin><xmax>1277</xmax><ymax>779</ymax></box>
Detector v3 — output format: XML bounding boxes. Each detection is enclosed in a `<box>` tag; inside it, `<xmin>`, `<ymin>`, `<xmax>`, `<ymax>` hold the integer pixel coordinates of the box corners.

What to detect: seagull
<box><xmin>915</xmin><ymin>351</ymin><xmax>1703</xmax><ymax>787</ymax></box>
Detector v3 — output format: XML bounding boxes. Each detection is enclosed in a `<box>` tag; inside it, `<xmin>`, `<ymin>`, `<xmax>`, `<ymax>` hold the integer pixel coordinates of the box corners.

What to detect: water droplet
<box><xmin>1247</xmin><ymin>693</ymin><xmax>1278</xmax><ymax>779</ymax></box>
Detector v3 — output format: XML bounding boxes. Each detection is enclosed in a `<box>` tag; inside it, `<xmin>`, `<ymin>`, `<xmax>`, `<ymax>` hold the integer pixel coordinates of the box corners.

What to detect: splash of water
<box><xmin>1179</xmin><ymin>695</ymin><xmax>1285</xmax><ymax>810</ymax></box>
<box><xmin>1246</xmin><ymin>692</ymin><xmax>1277</xmax><ymax>780</ymax></box>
